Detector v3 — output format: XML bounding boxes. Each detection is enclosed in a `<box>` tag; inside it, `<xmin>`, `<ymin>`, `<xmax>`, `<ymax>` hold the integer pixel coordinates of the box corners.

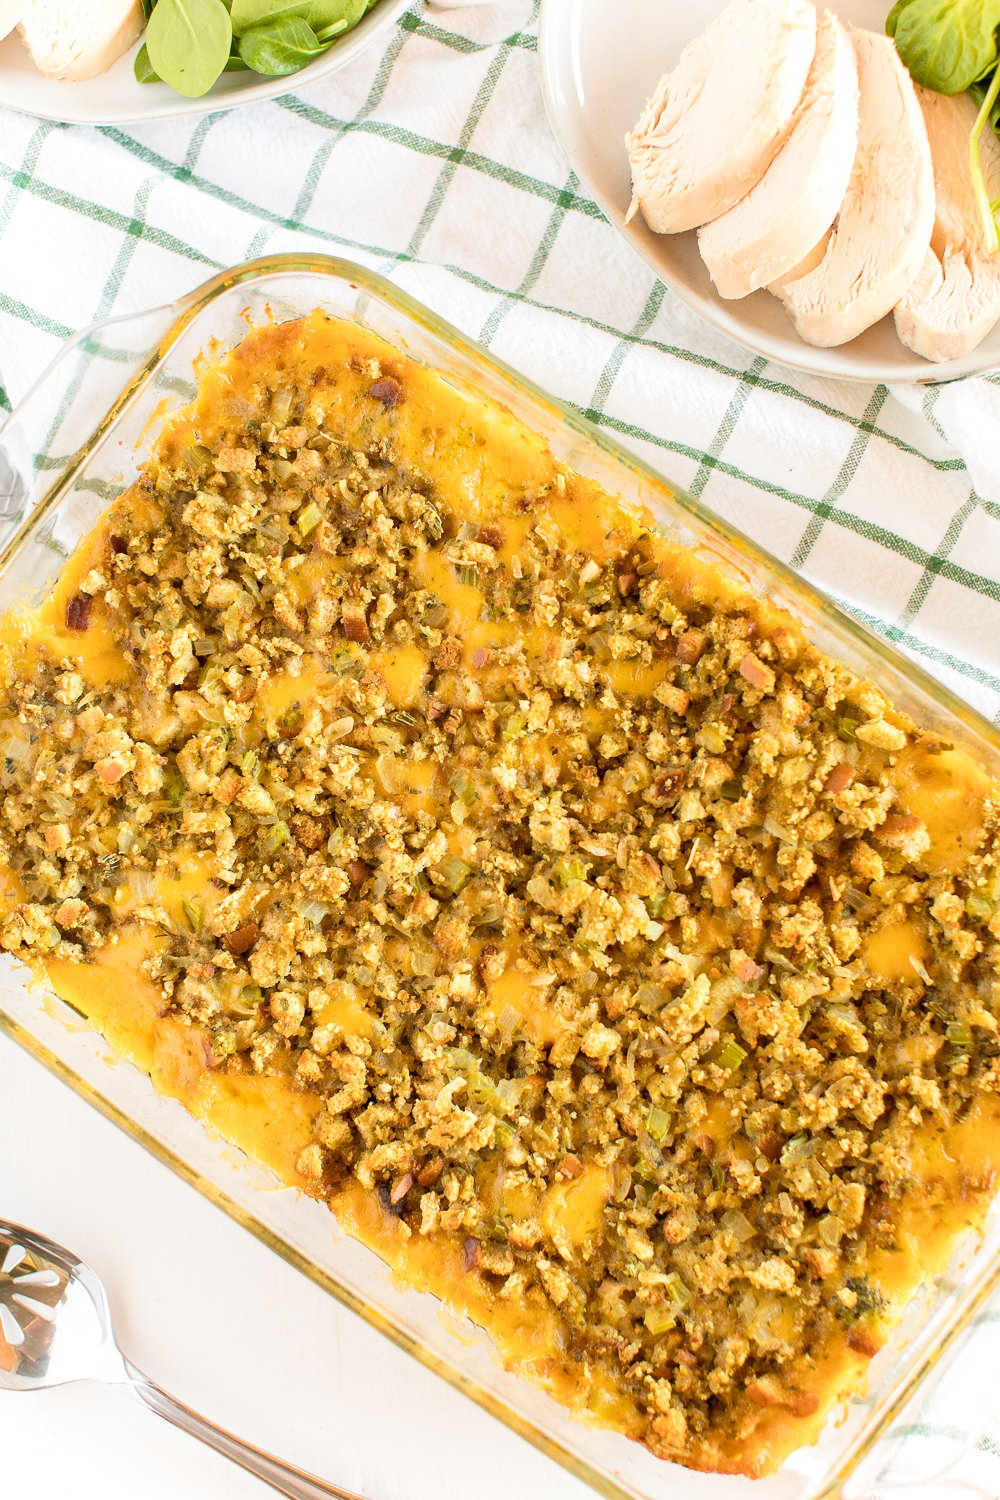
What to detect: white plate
<box><xmin>0</xmin><ymin>0</ymin><xmax>413</xmax><ymax>124</ymax></box>
<box><xmin>538</xmin><ymin>0</ymin><xmax>1000</xmax><ymax>385</ymax></box>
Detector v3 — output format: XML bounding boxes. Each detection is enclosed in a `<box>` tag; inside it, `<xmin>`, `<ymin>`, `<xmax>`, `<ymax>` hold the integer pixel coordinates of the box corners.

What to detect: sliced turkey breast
<box><xmin>775</xmin><ymin>30</ymin><xmax>934</xmax><ymax>348</ymax></box>
<box><xmin>0</xmin><ymin>0</ymin><xmax>27</xmax><ymax>42</ymax></box>
<box><xmin>894</xmin><ymin>89</ymin><xmax>1000</xmax><ymax>362</ymax></box>
<box><xmin>698</xmin><ymin>11</ymin><xmax>859</xmax><ymax>300</ymax></box>
<box><xmin>19</xmin><ymin>0</ymin><xmax>143</xmax><ymax>81</ymax></box>
<box><xmin>626</xmin><ymin>0</ymin><xmax>817</xmax><ymax>235</ymax></box>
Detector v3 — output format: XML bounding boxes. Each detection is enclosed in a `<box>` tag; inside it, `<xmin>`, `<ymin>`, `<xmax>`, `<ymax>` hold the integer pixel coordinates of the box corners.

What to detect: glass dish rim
<box><xmin>3</xmin><ymin>249</ymin><xmax>1000</xmax><ymax>1500</ymax></box>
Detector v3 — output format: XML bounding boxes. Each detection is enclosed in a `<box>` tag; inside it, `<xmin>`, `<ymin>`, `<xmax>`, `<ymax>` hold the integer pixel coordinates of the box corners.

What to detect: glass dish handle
<box><xmin>0</xmin><ymin>299</ymin><xmax>180</xmax><ymax>545</ymax></box>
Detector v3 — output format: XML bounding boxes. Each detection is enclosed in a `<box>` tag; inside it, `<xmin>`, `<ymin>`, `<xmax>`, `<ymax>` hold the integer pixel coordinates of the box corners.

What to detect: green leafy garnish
<box><xmin>888</xmin><ymin>0</ymin><xmax>1000</xmax><ymax>252</ymax></box>
<box><xmin>888</xmin><ymin>0</ymin><xmax>1000</xmax><ymax>93</ymax></box>
<box><xmin>146</xmin><ymin>0</ymin><xmax>232</xmax><ymax>97</ymax></box>
<box><xmin>137</xmin><ymin>0</ymin><xmax>381</xmax><ymax>98</ymax></box>
<box><xmin>969</xmin><ymin>64</ymin><xmax>1000</xmax><ymax>255</ymax></box>
<box><xmin>239</xmin><ymin>16</ymin><xmax>327</xmax><ymax>75</ymax></box>
<box><xmin>134</xmin><ymin>43</ymin><xmax>158</xmax><ymax>82</ymax></box>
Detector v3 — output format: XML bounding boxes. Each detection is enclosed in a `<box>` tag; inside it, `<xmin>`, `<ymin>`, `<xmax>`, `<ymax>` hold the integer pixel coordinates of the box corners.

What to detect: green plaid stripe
<box><xmin>2</xmin><ymin>7</ymin><xmax>1000</xmax><ymax>1484</ymax></box>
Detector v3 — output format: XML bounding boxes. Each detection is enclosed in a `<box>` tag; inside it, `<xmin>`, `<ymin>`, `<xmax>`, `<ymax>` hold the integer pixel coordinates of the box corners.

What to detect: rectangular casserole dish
<box><xmin>1</xmin><ymin>252</ymin><xmax>1000</xmax><ymax>1499</ymax></box>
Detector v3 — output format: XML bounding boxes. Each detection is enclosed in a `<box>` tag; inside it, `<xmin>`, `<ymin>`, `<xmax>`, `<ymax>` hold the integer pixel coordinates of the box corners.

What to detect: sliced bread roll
<box><xmin>19</xmin><ymin>0</ymin><xmax>143</xmax><ymax>81</ymax></box>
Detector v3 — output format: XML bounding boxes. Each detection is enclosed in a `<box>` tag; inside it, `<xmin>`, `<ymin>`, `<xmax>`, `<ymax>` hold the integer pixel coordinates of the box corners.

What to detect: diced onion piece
<box><xmin>297</xmin><ymin>899</ymin><xmax>328</xmax><ymax>926</ymax></box>
<box><xmin>782</xmin><ymin>1133</ymin><xmax>815</xmax><ymax>1165</ymax></box>
<box><xmin>844</xmin><ymin>885</ymin><xmax>874</xmax><ymax>915</ymax></box>
<box><xmin>375</xmin><ymin>752</ymin><xmax>402</xmax><ymax>794</ymax></box>
<box><xmin>410</xmin><ymin>945</ymin><xmax>437</xmax><ymax>977</ymax></box>
<box><xmin>764</xmin><ymin>947</ymin><xmax>799</xmax><ymax>975</ymax></box>
<box><xmin>721</xmin><ymin>1209</ymin><xmax>756</xmax><ymax>1243</ymax></box>
<box><xmin>128</xmin><ymin>870</ymin><xmax>156</xmax><ymax>902</ymax></box>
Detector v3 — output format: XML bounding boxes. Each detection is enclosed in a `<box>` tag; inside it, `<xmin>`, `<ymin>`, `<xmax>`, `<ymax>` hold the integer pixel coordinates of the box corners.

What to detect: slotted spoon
<box><xmin>0</xmin><ymin>1218</ymin><xmax>364</xmax><ymax>1499</ymax></box>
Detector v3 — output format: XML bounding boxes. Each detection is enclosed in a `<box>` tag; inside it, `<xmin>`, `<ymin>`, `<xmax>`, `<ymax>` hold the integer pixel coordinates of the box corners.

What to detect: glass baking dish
<box><xmin>1</xmin><ymin>252</ymin><xmax>999</xmax><ymax>1500</ymax></box>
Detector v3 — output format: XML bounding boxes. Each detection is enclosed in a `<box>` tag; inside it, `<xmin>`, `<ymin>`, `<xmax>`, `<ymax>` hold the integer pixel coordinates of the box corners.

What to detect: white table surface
<box><xmin>0</xmin><ymin>1032</ymin><xmax>595</xmax><ymax>1500</ymax></box>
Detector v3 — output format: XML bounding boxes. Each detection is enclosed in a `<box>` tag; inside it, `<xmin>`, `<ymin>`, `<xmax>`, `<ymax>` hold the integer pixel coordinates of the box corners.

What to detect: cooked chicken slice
<box><xmin>18</xmin><ymin>0</ymin><xmax>143</xmax><ymax>81</ymax></box>
<box><xmin>775</xmin><ymin>30</ymin><xmax>934</xmax><ymax>348</ymax></box>
<box><xmin>698</xmin><ymin>11</ymin><xmax>859</xmax><ymax>300</ymax></box>
<box><xmin>895</xmin><ymin>89</ymin><xmax>1000</xmax><ymax>362</ymax></box>
<box><xmin>771</xmin><ymin>233</ymin><xmax>831</xmax><ymax>297</ymax></box>
<box><xmin>626</xmin><ymin>0</ymin><xmax>817</xmax><ymax>235</ymax></box>
<box><xmin>0</xmin><ymin>0</ymin><xmax>26</xmax><ymax>42</ymax></box>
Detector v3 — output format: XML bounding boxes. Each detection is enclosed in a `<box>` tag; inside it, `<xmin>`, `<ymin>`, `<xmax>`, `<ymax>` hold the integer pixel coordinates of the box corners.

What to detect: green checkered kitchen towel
<box><xmin>1</xmin><ymin>2</ymin><xmax>1000</xmax><ymax>1494</ymax></box>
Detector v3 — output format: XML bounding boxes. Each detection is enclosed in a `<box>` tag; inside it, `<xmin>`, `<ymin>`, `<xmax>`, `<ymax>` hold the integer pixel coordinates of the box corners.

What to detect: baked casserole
<box><xmin>0</xmin><ymin>312</ymin><xmax>998</xmax><ymax>1475</ymax></box>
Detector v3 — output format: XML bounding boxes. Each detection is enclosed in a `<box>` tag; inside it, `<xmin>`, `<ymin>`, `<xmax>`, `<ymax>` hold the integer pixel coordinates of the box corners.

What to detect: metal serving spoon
<box><xmin>0</xmin><ymin>1218</ymin><xmax>365</xmax><ymax>1500</ymax></box>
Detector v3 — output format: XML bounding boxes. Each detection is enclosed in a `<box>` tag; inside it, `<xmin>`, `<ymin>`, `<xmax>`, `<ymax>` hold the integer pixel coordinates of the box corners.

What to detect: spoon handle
<box><xmin>123</xmin><ymin>1360</ymin><xmax>366</xmax><ymax>1500</ymax></box>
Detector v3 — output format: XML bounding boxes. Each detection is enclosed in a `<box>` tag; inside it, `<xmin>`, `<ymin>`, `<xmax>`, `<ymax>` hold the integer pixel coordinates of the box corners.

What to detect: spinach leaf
<box><xmin>972</xmin><ymin>63</ymin><xmax>1000</xmax><ymax>128</ymax></box>
<box><xmin>970</xmin><ymin>62</ymin><xmax>1000</xmax><ymax>252</ymax></box>
<box><xmin>230</xmin><ymin>0</ymin><xmax>308</xmax><ymax>37</ymax></box>
<box><xmin>308</xmin><ymin>0</ymin><xmax>366</xmax><ymax>29</ymax></box>
<box><xmin>885</xmin><ymin>0</ymin><xmax>911</xmax><ymax>36</ymax></box>
<box><xmin>891</xmin><ymin>0</ymin><xmax>1000</xmax><ymax>94</ymax></box>
<box><xmin>134</xmin><ymin>42</ymin><xmax>160</xmax><ymax>82</ymax></box>
<box><xmin>146</xmin><ymin>0</ymin><xmax>233</xmax><ymax>97</ymax></box>
<box><xmin>238</xmin><ymin>15</ymin><xmax>325</xmax><ymax>73</ymax></box>
<box><xmin>230</xmin><ymin>0</ymin><xmax>362</xmax><ymax>36</ymax></box>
